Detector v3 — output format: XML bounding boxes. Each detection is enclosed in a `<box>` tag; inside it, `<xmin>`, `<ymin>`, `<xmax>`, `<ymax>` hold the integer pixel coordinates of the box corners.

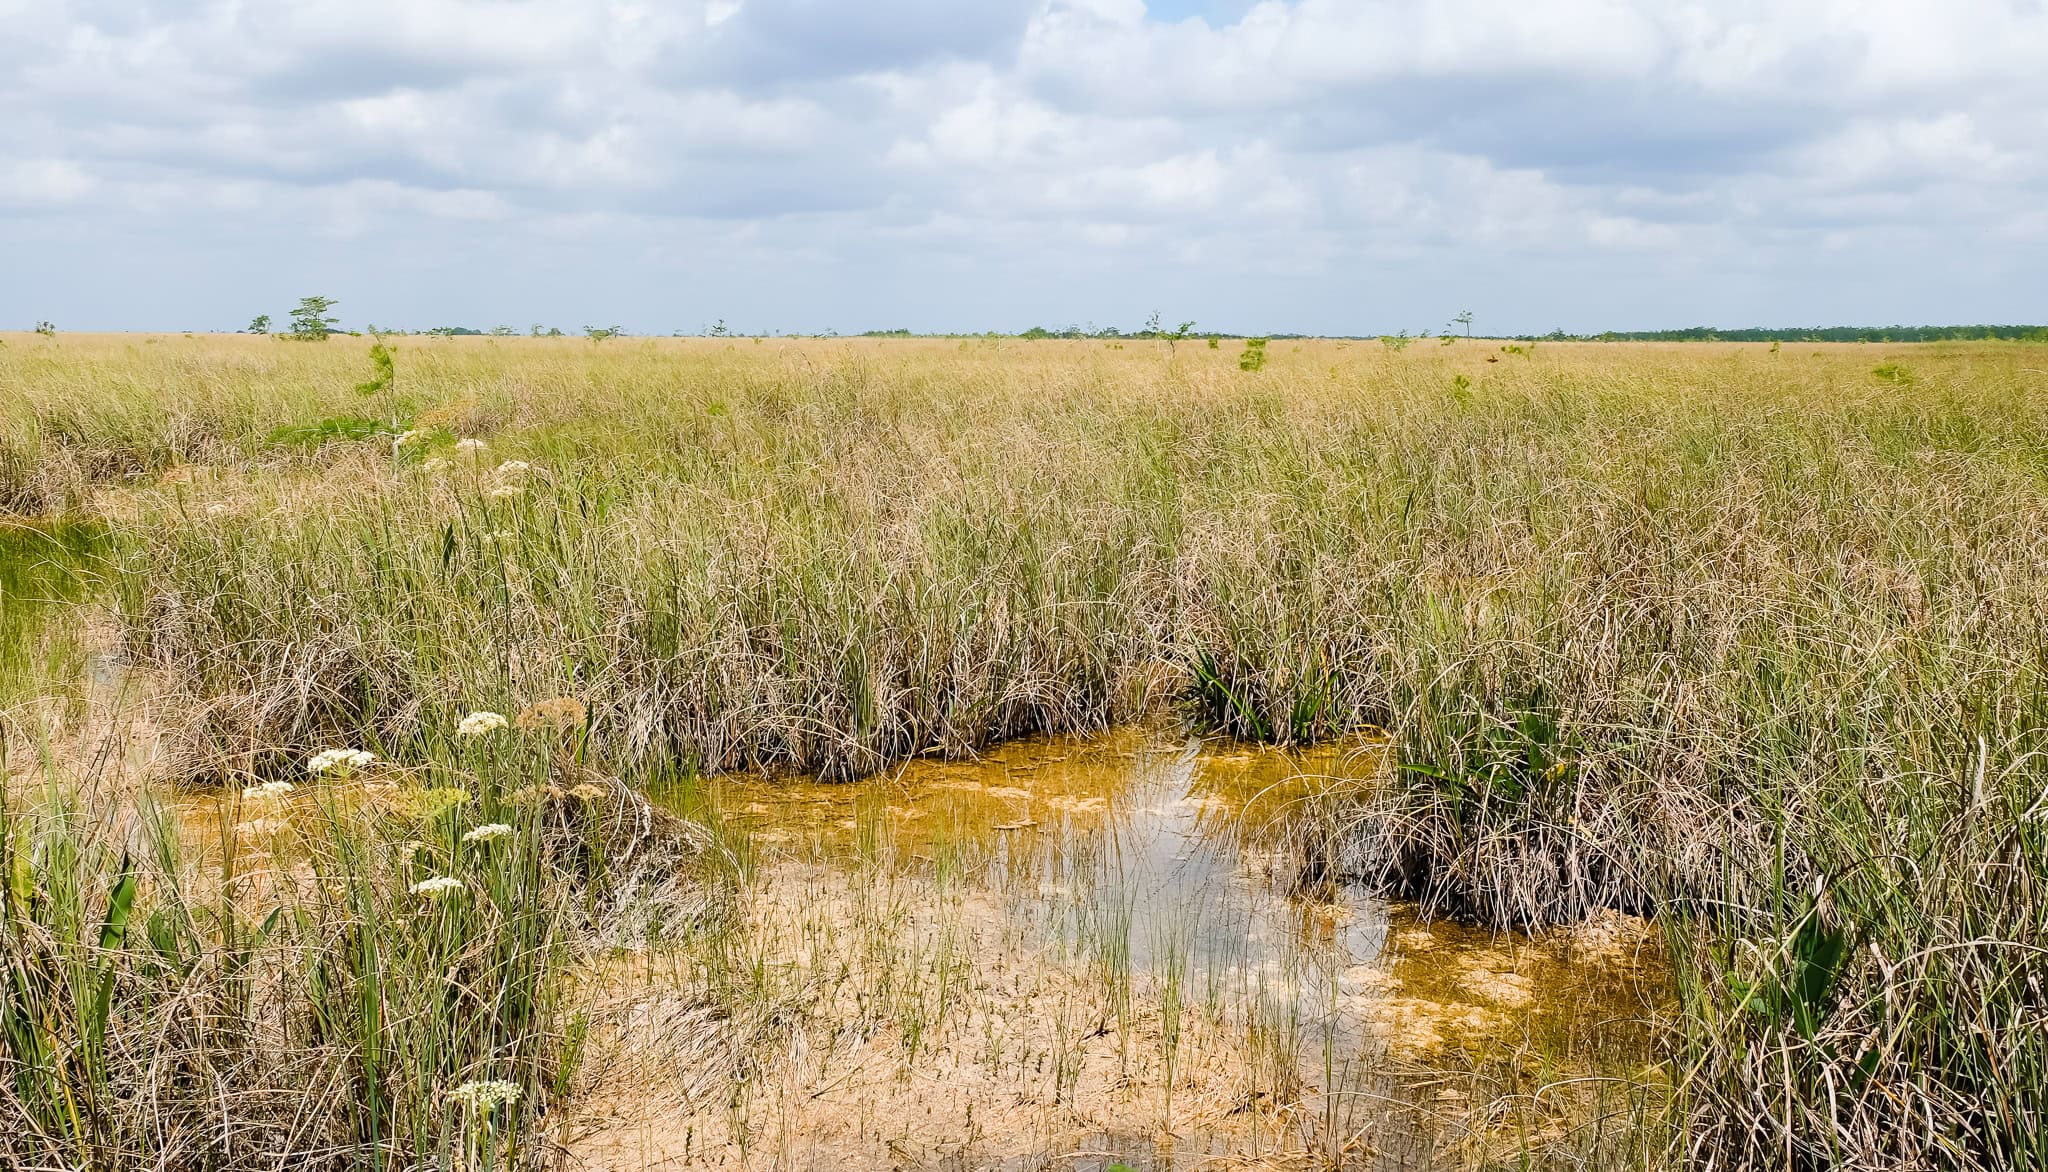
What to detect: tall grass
<box><xmin>0</xmin><ymin>720</ymin><xmax>711</xmax><ymax>1169</ymax></box>
<box><xmin>0</xmin><ymin>518</ymin><xmax>106</xmax><ymax>708</ymax></box>
<box><xmin>7</xmin><ymin>332</ymin><xmax>2048</xmax><ymax>1166</ymax></box>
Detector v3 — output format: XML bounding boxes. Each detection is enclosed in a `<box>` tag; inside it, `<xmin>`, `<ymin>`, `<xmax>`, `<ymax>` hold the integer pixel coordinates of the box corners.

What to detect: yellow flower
<box><xmin>514</xmin><ymin>697</ymin><xmax>587</xmax><ymax>733</ymax></box>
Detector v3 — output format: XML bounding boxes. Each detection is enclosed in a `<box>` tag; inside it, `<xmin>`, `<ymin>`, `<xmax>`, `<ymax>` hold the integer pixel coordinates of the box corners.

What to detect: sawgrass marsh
<box><xmin>2</xmin><ymin>332</ymin><xmax>2043</xmax><ymax>1169</ymax></box>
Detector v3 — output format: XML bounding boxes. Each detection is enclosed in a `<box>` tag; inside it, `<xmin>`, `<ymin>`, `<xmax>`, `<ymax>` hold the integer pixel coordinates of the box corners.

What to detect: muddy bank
<box><xmin>564</xmin><ymin>730</ymin><xmax>1671</xmax><ymax>1170</ymax></box>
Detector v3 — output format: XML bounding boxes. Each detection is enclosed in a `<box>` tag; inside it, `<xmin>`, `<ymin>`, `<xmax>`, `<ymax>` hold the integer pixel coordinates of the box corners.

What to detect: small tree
<box><xmin>1167</xmin><ymin>320</ymin><xmax>1196</xmax><ymax>355</ymax></box>
<box><xmin>247</xmin><ymin>314</ymin><xmax>272</xmax><ymax>335</ymax></box>
<box><xmin>355</xmin><ymin>342</ymin><xmax>396</xmax><ymax>398</ymax></box>
<box><xmin>584</xmin><ymin>325</ymin><xmax>623</xmax><ymax>342</ymax></box>
<box><xmin>488</xmin><ymin>325</ymin><xmax>515</xmax><ymax>337</ymax></box>
<box><xmin>288</xmin><ymin>296</ymin><xmax>340</xmax><ymax>341</ymax></box>
<box><xmin>33</xmin><ymin>321</ymin><xmax>55</xmax><ymax>337</ymax></box>
<box><xmin>1451</xmin><ymin>310</ymin><xmax>1474</xmax><ymax>338</ymax></box>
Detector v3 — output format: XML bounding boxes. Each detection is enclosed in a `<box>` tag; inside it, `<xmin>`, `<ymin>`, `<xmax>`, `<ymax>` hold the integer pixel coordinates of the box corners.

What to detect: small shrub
<box><xmin>1238</xmin><ymin>337</ymin><xmax>1268</xmax><ymax>371</ymax></box>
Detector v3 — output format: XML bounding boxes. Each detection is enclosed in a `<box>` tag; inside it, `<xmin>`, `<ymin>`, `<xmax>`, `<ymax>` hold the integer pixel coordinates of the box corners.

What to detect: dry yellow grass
<box><xmin>4</xmin><ymin>333</ymin><xmax>2046</xmax><ymax>1169</ymax></box>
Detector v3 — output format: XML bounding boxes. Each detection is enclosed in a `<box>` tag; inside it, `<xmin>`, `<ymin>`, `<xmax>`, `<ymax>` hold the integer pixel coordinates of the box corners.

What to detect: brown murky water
<box><xmin>620</xmin><ymin>728</ymin><xmax>1672</xmax><ymax>1171</ymax></box>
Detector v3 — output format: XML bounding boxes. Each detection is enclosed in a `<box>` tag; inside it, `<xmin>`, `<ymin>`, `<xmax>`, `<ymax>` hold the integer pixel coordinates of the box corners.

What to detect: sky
<box><xmin>3</xmin><ymin>0</ymin><xmax>2044</xmax><ymax>336</ymax></box>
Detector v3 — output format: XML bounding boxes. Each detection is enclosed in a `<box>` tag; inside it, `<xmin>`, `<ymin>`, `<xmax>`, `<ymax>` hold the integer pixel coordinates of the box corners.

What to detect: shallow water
<box><xmin>647</xmin><ymin>728</ymin><xmax>1671</xmax><ymax>1169</ymax></box>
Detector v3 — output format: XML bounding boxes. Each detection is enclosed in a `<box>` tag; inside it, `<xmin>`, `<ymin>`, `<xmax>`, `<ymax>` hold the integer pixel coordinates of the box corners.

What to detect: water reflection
<box><xmin>652</xmin><ymin>727</ymin><xmax>1671</xmax><ymax>1168</ymax></box>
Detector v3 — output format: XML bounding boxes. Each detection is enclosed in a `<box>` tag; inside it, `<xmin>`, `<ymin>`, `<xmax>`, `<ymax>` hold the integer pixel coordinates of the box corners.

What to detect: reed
<box><xmin>5</xmin><ymin>332</ymin><xmax>2045</xmax><ymax>1167</ymax></box>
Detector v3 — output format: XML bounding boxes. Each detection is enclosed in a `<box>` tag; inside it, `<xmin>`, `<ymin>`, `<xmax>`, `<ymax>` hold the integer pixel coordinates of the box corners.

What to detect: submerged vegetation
<box><xmin>2</xmin><ymin>332</ymin><xmax>2045</xmax><ymax>1168</ymax></box>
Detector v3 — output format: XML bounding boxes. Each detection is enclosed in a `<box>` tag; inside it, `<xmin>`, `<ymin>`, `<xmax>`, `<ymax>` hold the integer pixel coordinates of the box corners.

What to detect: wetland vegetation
<box><xmin>1</xmin><ymin>332</ymin><xmax>2043</xmax><ymax>1169</ymax></box>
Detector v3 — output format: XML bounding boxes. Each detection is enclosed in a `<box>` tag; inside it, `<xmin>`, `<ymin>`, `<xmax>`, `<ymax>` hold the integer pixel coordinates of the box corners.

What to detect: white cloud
<box><xmin>1</xmin><ymin>0</ymin><xmax>2044</xmax><ymax>332</ymax></box>
<box><xmin>0</xmin><ymin>158</ymin><xmax>96</xmax><ymax>208</ymax></box>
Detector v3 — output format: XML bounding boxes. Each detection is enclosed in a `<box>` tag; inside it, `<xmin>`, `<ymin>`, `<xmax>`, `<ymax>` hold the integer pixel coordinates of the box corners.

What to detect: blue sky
<box><xmin>3</xmin><ymin>0</ymin><xmax>2043</xmax><ymax>336</ymax></box>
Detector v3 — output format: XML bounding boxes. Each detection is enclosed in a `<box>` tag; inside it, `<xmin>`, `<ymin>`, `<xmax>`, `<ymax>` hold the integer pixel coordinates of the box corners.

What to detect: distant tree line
<box><xmin>1515</xmin><ymin>324</ymin><xmax>2048</xmax><ymax>343</ymax></box>
<box><xmin>226</xmin><ymin>305</ymin><xmax>2047</xmax><ymax>346</ymax></box>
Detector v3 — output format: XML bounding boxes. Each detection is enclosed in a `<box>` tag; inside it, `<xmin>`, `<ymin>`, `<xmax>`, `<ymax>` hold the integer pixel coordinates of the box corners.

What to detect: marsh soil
<box><xmin>569</xmin><ymin>731</ymin><xmax>1670</xmax><ymax>1170</ymax></box>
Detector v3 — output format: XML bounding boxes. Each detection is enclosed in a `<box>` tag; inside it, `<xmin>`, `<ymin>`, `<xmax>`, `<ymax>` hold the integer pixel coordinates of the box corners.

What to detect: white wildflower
<box><xmin>486</xmin><ymin>529</ymin><xmax>515</xmax><ymax>543</ymax></box>
<box><xmin>243</xmin><ymin>780</ymin><xmax>297</xmax><ymax>801</ymax></box>
<box><xmin>411</xmin><ymin>876</ymin><xmax>464</xmax><ymax>899</ymax></box>
<box><xmin>488</xmin><ymin>483</ymin><xmax>524</xmax><ymax>500</ymax></box>
<box><xmin>493</xmin><ymin>460</ymin><xmax>531</xmax><ymax>479</ymax></box>
<box><xmin>463</xmin><ymin>823</ymin><xmax>513</xmax><ymax>844</ymax></box>
<box><xmin>420</xmin><ymin>456</ymin><xmax>452</xmax><ymax>475</ymax></box>
<box><xmin>457</xmin><ymin>710</ymin><xmax>509</xmax><ymax>738</ymax></box>
<box><xmin>395</xmin><ymin>429</ymin><xmax>427</xmax><ymax>448</ymax></box>
<box><xmin>307</xmin><ymin>748</ymin><xmax>375</xmax><ymax>776</ymax></box>
<box><xmin>447</xmin><ymin>1080</ymin><xmax>522</xmax><ymax>1111</ymax></box>
<box><xmin>454</xmin><ymin>438</ymin><xmax>488</xmax><ymax>457</ymax></box>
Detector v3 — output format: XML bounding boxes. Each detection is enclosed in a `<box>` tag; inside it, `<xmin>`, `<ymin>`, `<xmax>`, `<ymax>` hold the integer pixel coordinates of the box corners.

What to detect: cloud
<box><xmin>667</xmin><ymin>0</ymin><xmax>1044</xmax><ymax>88</ymax></box>
<box><xmin>0</xmin><ymin>157</ymin><xmax>97</xmax><ymax>210</ymax></box>
<box><xmin>1</xmin><ymin>0</ymin><xmax>2043</xmax><ymax>332</ymax></box>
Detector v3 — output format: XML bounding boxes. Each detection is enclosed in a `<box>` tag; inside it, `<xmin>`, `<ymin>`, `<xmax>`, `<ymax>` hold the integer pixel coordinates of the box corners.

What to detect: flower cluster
<box><xmin>420</xmin><ymin>456</ymin><xmax>452</xmax><ymax>475</ymax></box>
<box><xmin>454</xmin><ymin>438</ymin><xmax>488</xmax><ymax>458</ymax></box>
<box><xmin>485</xmin><ymin>459</ymin><xmax>534</xmax><ymax>500</ymax></box>
<box><xmin>395</xmin><ymin>429</ymin><xmax>428</xmax><ymax>449</ymax></box>
<box><xmin>457</xmin><ymin>710</ymin><xmax>509</xmax><ymax>738</ymax></box>
<box><xmin>463</xmin><ymin>822</ymin><xmax>513</xmax><ymax>844</ymax></box>
<box><xmin>411</xmin><ymin>876</ymin><xmax>464</xmax><ymax>899</ymax></box>
<box><xmin>243</xmin><ymin>780</ymin><xmax>296</xmax><ymax>801</ymax></box>
<box><xmin>514</xmin><ymin>696</ymin><xmax>587</xmax><ymax>733</ymax></box>
<box><xmin>447</xmin><ymin>1080</ymin><xmax>523</xmax><ymax>1111</ymax></box>
<box><xmin>568</xmin><ymin>782</ymin><xmax>608</xmax><ymax>803</ymax></box>
<box><xmin>307</xmin><ymin>748</ymin><xmax>375</xmax><ymax>776</ymax></box>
